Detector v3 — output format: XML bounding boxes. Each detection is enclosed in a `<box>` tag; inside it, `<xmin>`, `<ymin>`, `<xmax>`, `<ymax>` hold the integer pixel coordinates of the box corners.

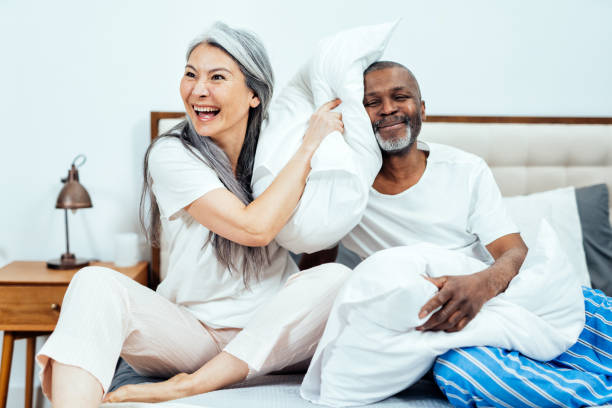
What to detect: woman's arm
<box><xmin>186</xmin><ymin>99</ymin><xmax>343</xmax><ymax>247</ymax></box>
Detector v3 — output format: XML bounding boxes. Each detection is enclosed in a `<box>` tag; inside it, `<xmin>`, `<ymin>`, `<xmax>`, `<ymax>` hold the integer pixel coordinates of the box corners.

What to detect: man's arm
<box><xmin>298</xmin><ymin>245</ymin><xmax>339</xmax><ymax>270</ymax></box>
<box><xmin>416</xmin><ymin>233</ymin><xmax>527</xmax><ymax>332</ymax></box>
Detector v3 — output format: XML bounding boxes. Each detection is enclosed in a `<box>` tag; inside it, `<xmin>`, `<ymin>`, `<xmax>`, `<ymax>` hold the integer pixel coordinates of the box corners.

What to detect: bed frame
<box><xmin>148</xmin><ymin>112</ymin><xmax>612</xmax><ymax>288</ymax></box>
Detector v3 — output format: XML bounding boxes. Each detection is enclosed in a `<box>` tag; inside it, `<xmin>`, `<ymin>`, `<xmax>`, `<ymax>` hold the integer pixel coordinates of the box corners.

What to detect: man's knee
<box><xmin>434</xmin><ymin>348</ymin><xmax>474</xmax><ymax>386</ymax></box>
<box><xmin>434</xmin><ymin>348</ymin><xmax>483</xmax><ymax>407</ymax></box>
<box><xmin>434</xmin><ymin>347</ymin><xmax>525</xmax><ymax>407</ymax></box>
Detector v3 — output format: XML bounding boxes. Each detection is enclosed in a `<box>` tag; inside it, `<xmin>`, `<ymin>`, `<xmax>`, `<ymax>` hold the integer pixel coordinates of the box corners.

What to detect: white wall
<box><xmin>0</xmin><ymin>0</ymin><xmax>610</xmax><ymax>406</ymax></box>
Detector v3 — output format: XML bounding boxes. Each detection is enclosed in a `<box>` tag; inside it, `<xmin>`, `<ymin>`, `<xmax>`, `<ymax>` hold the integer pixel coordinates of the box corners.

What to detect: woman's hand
<box><xmin>302</xmin><ymin>98</ymin><xmax>344</xmax><ymax>152</ymax></box>
<box><xmin>184</xmin><ymin>98</ymin><xmax>344</xmax><ymax>248</ymax></box>
<box><xmin>102</xmin><ymin>372</ymin><xmax>192</xmax><ymax>403</ymax></box>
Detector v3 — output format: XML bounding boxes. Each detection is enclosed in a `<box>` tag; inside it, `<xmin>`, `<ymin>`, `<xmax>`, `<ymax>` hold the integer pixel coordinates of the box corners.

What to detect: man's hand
<box><xmin>416</xmin><ymin>272</ymin><xmax>493</xmax><ymax>333</ymax></box>
<box><xmin>416</xmin><ymin>233</ymin><xmax>528</xmax><ymax>333</ymax></box>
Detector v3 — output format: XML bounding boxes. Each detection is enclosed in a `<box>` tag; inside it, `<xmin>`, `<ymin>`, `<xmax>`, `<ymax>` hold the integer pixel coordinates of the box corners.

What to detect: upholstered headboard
<box><xmin>148</xmin><ymin>112</ymin><xmax>612</xmax><ymax>287</ymax></box>
<box><xmin>420</xmin><ymin>116</ymin><xmax>612</xmax><ymax>198</ymax></box>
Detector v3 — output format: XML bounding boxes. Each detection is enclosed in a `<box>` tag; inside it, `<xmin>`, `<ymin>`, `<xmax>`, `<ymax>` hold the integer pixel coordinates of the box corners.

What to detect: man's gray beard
<box><xmin>374</xmin><ymin>127</ymin><xmax>416</xmax><ymax>154</ymax></box>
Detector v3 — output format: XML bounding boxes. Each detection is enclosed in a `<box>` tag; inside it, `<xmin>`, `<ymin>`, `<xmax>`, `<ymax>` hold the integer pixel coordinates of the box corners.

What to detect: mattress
<box><xmin>103</xmin><ymin>374</ymin><xmax>452</xmax><ymax>408</ymax></box>
<box><xmin>103</xmin><ymin>357</ymin><xmax>612</xmax><ymax>407</ymax></box>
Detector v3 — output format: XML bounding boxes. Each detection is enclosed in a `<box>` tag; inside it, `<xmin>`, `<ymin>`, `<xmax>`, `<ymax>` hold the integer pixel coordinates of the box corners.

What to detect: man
<box><xmin>299</xmin><ymin>62</ymin><xmax>612</xmax><ymax>407</ymax></box>
<box><xmin>302</xmin><ymin>61</ymin><xmax>528</xmax><ymax>334</ymax></box>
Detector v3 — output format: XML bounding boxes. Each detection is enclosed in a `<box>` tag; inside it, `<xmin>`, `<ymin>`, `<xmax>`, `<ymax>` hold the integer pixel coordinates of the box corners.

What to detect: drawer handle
<box><xmin>51</xmin><ymin>303</ymin><xmax>61</xmax><ymax>312</ymax></box>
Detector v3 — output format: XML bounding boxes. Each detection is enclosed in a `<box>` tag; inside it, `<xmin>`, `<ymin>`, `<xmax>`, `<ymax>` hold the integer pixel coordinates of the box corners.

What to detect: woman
<box><xmin>36</xmin><ymin>22</ymin><xmax>350</xmax><ymax>407</ymax></box>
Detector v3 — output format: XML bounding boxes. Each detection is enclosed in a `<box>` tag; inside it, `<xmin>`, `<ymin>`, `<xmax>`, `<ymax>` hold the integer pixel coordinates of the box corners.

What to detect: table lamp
<box><xmin>47</xmin><ymin>154</ymin><xmax>93</xmax><ymax>270</ymax></box>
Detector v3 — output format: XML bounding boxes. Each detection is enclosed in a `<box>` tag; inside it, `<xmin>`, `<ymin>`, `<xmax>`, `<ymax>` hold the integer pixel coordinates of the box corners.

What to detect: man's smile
<box><xmin>374</xmin><ymin>115</ymin><xmax>409</xmax><ymax>132</ymax></box>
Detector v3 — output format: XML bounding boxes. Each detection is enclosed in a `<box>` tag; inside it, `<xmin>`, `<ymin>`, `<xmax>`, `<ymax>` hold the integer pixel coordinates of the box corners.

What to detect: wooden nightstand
<box><xmin>0</xmin><ymin>261</ymin><xmax>148</xmax><ymax>408</ymax></box>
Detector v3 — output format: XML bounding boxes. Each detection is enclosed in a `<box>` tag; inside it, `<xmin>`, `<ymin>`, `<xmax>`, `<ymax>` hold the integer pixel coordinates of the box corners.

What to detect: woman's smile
<box><xmin>193</xmin><ymin>105</ymin><xmax>220</xmax><ymax>121</ymax></box>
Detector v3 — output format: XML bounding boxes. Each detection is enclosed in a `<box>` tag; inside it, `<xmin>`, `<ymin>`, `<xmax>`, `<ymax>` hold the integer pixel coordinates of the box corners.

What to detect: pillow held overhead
<box><xmin>252</xmin><ymin>21</ymin><xmax>399</xmax><ymax>254</ymax></box>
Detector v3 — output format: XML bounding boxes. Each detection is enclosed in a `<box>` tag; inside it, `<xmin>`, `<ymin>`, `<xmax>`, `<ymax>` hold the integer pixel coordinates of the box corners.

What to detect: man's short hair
<box><xmin>364</xmin><ymin>60</ymin><xmax>409</xmax><ymax>76</ymax></box>
<box><xmin>363</xmin><ymin>61</ymin><xmax>421</xmax><ymax>100</ymax></box>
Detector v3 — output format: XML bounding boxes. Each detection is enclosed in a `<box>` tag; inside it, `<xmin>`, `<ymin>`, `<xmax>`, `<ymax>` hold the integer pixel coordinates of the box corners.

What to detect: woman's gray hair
<box><xmin>140</xmin><ymin>22</ymin><xmax>274</xmax><ymax>287</ymax></box>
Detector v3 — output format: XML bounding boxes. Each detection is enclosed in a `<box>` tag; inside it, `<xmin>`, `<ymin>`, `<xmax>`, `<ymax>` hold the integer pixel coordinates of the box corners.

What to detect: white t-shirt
<box><xmin>342</xmin><ymin>142</ymin><xmax>519</xmax><ymax>265</ymax></box>
<box><xmin>149</xmin><ymin>137</ymin><xmax>296</xmax><ymax>329</ymax></box>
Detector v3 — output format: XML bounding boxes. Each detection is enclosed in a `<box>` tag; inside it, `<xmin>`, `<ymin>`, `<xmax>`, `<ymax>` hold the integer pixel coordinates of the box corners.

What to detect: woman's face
<box><xmin>180</xmin><ymin>43</ymin><xmax>260</xmax><ymax>143</ymax></box>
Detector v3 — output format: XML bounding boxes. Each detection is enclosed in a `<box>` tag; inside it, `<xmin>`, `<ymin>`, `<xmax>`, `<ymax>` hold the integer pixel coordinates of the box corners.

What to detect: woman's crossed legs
<box><xmin>37</xmin><ymin>262</ymin><xmax>350</xmax><ymax>406</ymax></box>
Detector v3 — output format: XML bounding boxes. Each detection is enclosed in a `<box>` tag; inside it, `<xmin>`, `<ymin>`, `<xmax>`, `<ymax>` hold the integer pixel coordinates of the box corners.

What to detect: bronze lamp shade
<box><xmin>47</xmin><ymin>155</ymin><xmax>93</xmax><ymax>270</ymax></box>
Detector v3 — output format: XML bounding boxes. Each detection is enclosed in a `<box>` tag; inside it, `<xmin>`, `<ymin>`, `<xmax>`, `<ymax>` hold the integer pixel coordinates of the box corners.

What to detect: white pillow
<box><xmin>503</xmin><ymin>187</ymin><xmax>590</xmax><ymax>287</ymax></box>
<box><xmin>252</xmin><ymin>21</ymin><xmax>399</xmax><ymax>254</ymax></box>
<box><xmin>301</xmin><ymin>220</ymin><xmax>585</xmax><ymax>407</ymax></box>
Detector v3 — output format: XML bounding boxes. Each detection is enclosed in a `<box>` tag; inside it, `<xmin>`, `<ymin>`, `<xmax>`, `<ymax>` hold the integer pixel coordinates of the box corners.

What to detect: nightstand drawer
<box><xmin>0</xmin><ymin>285</ymin><xmax>66</xmax><ymax>330</ymax></box>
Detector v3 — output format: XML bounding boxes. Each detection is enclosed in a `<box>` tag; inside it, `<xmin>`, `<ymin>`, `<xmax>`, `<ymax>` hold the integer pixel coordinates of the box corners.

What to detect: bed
<box><xmin>105</xmin><ymin>113</ymin><xmax>612</xmax><ymax>408</ymax></box>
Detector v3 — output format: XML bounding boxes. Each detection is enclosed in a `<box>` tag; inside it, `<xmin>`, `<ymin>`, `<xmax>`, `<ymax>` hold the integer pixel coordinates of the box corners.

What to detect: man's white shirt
<box><xmin>342</xmin><ymin>141</ymin><xmax>519</xmax><ymax>264</ymax></box>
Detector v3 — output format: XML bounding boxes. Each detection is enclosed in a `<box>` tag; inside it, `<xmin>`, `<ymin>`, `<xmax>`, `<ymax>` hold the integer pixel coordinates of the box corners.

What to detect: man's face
<box><xmin>363</xmin><ymin>67</ymin><xmax>425</xmax><ymax>154</ymax></box>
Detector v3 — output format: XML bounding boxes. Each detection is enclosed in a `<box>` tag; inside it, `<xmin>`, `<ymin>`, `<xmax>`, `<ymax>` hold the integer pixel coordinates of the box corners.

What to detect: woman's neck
<box><xmin>223</xmin><ymin>142</ymin><xmax>243</xmax><ymax>175</ymax></box>
<box><xmin>210</xmin><ymin>125</ymin><xmax>247</xmax><ymax>175</ymax></box>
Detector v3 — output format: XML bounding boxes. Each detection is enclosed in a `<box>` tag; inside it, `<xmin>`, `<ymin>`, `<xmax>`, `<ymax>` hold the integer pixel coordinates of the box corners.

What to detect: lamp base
<box><xmin>47</xmin><ymin>253</ymin><xmax>90</xmax><ymax>270</ymax></box>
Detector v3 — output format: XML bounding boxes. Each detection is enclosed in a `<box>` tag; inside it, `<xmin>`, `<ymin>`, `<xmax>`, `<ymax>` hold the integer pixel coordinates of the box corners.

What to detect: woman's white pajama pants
<box><xmin>35</xmin><ymin>262</ymin><xmax>350</xmax><ymax>400</ymax></box>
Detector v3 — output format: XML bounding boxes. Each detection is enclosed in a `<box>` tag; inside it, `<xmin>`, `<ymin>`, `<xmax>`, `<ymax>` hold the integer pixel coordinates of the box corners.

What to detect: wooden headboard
<box><xmin>148</xmin><ymin>111</ymin><xmax>612</xmax><ymax>288</ymax></box>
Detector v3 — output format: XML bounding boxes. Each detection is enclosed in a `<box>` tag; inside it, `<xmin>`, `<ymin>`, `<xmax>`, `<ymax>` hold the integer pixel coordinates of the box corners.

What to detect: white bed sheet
<box><xmin>101</xmin><ymin>375</ymin><xmax>452</xmax><ymax>408</ymax></box>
